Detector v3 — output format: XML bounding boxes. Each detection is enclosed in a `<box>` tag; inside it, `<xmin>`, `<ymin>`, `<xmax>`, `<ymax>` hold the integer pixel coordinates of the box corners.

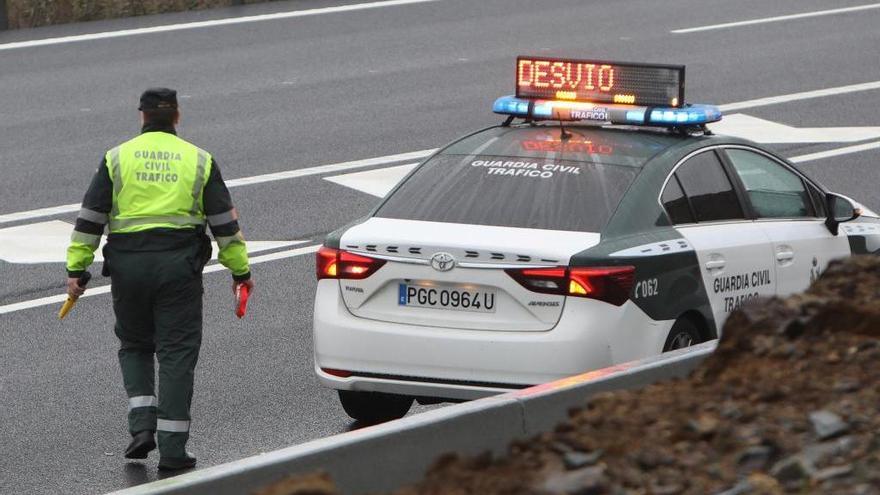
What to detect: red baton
<box><xmin>235</xmin><ymin>283</ymin><xmax>250</xmax><ymax>319</ymax></box>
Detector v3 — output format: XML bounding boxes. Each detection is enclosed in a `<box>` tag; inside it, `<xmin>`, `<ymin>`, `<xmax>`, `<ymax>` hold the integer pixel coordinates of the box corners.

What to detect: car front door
<box><xmin>661</xmin><ymin>148</ymin><xmax>777</xmax><ymax>333</ymax></box>
<box><xmin>722</xmin><ymin>147</ymin><xmax>851</xmax><ymax>296</ymax></box>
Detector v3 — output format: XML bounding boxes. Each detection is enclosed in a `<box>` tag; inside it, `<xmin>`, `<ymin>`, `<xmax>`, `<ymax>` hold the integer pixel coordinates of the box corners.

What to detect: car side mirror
<box><xmin>825</xmin><ymin>192</ymin><xmax>861</xmax><ymax>235</ymax></box>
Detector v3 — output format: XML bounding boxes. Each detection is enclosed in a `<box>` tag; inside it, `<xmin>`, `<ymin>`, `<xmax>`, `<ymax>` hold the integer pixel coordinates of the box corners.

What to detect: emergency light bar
<box><xmin>498</xmin><ymin>57</ymin><xmax>722</xmax><ymax>127</ymax></box>
<box><xmin>492</xmin><ymin>96</ymin><xmax>722</xmax><ymax>126</ymax></box>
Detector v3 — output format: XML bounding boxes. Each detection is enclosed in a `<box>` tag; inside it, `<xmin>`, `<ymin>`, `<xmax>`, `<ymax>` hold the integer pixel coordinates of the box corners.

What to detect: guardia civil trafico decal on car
<box><xmin>311</xmin><ymin>56</ymin><xmax>880</xmax><ymax>422</ymax></box>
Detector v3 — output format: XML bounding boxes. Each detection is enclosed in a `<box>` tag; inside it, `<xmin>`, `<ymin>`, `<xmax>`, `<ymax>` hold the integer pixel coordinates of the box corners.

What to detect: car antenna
<box><xmin>554</xmin><ymin>110</ymin><xmax>572</xmax><ymax>140</ymax></box>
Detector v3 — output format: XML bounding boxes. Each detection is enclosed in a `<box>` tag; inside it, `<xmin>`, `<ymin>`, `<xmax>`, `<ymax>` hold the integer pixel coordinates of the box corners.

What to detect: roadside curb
<box><xmin>108</xmin><ymin>341</ymin><xmax>717</xmax><ymax>495</ymax></box>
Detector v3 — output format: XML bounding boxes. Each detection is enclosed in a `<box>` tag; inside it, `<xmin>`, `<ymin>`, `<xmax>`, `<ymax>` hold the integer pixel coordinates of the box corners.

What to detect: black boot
<box><xmin>158</xmin><ymin>452</ymin><xmax>197</xmax><ymax>471</ymax></box>
<box><xmin>124</xmin><ymin>430</ymin><xmax>156</xmax><ymax>459</ymax></box>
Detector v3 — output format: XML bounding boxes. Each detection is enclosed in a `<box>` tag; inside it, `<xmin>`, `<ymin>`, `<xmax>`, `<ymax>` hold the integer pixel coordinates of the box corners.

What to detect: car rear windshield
<box><xmin>374</xmin><ymin>154</ymin><xmax>639</xmax><ymax>232</ymax></box>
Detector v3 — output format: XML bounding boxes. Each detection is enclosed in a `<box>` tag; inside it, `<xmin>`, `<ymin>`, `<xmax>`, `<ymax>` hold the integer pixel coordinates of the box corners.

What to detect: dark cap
<box><xmin>138</xmin><ymin>88</ymin><xmax>178</xmax><ymax>111</ymax></box>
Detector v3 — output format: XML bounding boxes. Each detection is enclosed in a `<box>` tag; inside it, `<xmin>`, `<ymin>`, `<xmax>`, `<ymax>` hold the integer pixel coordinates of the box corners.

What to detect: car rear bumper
<box><xmin>313</xmin><ymin>280</ymin><xmax>665</xmax><ymax>400</ymax></box>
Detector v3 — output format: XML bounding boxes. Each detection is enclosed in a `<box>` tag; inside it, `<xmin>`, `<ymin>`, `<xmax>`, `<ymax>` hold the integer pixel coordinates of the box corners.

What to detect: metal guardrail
<box><xmin>108</xmin><ymin>341</ymin><xmax>717</xmax><ymax>495</ymax></box>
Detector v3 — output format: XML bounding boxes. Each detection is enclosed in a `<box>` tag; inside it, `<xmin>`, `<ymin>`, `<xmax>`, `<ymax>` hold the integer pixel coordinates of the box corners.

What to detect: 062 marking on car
<box><xmin>634</xmin><ymin>278</ymin><xmax>659</xmax><ymax>299</ymax></box>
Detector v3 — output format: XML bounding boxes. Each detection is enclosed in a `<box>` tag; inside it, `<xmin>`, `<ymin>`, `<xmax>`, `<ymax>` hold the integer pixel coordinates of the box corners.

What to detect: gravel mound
<box><xmin>393</xmin><ymin>256</ymin><xmax>880</xmax><ymax>494</ymax></box>
<box><xmin>259</xmin><ymin>256</ymin><xmax>880</xmax><ymax>494</ymax></box>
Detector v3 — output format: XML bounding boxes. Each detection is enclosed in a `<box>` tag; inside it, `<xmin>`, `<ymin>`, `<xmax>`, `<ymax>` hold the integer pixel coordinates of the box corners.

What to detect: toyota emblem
<box><xmin>430</xmin><ymin>252</ymin><xmax>456</xmax><ymax>272</ymax></box>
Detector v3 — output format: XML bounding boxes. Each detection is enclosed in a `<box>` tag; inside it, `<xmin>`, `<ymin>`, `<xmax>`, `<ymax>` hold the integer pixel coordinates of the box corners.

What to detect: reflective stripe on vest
<box><xmin>78</xmin><ymin>207</ymin><xmax>108</xmax><ymax>225</ymax></box>
<box><xmin>108</xmin><ymin>146</ymin><xmax>122</xmax><ymax>219</ymax></box>
<box><xmin>207</xmin><ymin>209</ymin><xmax>237</xmax><ymax>227</ymax></box>
<box><xmin>70</xmin><ymin>230</ymin><xmax>101</xmax><ymax>248</ymax></box>
<box><xmin>190</xmin><ymin>151</ymin><xmax>208</xmax><ymax>216</ymax></box>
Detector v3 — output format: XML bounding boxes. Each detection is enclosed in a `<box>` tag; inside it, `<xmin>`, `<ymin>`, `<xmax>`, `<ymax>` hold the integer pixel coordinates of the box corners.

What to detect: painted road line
<box><xmin>672</xmin><ymin>3</ymin><xmax>880</xmax><ymax>34</ymax></box>
<box><xmin>0</xmin><ymin>244</ymin><xmax>321</xmax><ymax>316</ymax></box>
<box><xmin>0</xmin><ymin>0</ymin><xmax>441</xmax><ymax>51</ymax></box>
<box><xmin>4</xmin><ymin>80</ymin><xmax>880</xmax><ymax>225</ymax></box>
<box><xmin>0</xmin><ymin>220</ymin><xmax>305</xmax><ymax>263</ymax></box>
<box><xmin>0</xmin><ymin>149</ymin><xmax>436</xmax><ymax>225</ymax></box>
<box><xmin>224</xmin><ymin>150</ymin><xmax>433</xmax><ymax>188</ymax></box>
<box><xmin>717</xmin><ymin>81</ymin><xmax>880</xmax><ymax>113</ymax></box>
<box><xmin>790</xmin><ymin>140</ymin><xmax>880</xmax><ymax>164</ymax></box>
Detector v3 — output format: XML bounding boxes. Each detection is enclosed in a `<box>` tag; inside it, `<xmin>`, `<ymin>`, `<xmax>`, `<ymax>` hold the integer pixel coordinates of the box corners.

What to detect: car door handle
<box><xmin>776</xmin><ymin>250</ymin><xmax>795</xmax><ymax>262</ymax></box>
<box><xmin>705</xmin><ymin>260</ymin><xmax>726</xmax><ymax>270</ymax></box>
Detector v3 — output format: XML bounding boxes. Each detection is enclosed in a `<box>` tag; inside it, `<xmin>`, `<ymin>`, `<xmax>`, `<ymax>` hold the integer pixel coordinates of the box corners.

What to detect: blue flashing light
<box><xmin>492</xmin><ymin>96</ymin><xmax>722</xmax><ymax>127</ymax></box>
<box><xmin>625</xmin><ymin>110</ymin><xmax>645</xmax><ymax>122</ymax></box>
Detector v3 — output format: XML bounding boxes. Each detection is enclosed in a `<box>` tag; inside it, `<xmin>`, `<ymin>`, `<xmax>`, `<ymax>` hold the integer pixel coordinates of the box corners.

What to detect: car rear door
<box><xmin>722</xmin><ymin>147</ymin><xmax>851</xmax><ymax>296</ymax></box>
<box><xmin>661</xmin><ymin>148</ymin><xmax>776</xmax><ymax>332</ymax></box>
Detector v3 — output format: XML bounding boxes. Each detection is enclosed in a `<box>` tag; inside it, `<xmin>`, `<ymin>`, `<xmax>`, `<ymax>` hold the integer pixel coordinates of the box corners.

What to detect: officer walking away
<box><xmin>65</xmin><ymin>88</ymin><xmax>254</xmax><ymax>470</ymax></box>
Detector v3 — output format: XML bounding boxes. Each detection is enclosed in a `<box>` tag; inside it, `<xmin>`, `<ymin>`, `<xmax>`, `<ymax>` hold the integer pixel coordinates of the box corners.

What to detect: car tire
<box><xmin>338</xmin><ymin>390</ymin><xmax>413</xmax><ymax>423</ymax></box>
<box><xmin>662</xmin><ymin>317</ymin><xmax>702</xmax><ymax>352</ymax></box>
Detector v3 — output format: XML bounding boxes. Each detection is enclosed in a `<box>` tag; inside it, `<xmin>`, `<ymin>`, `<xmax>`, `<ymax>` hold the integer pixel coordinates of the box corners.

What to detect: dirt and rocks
<box><xmin>5</xmin><ymin>0</ymin><xmax>276</xmax><ymax>29</ymax></box>
<box><xmin>260</xmin><ymin>256</ymin><xmax>880</xmax><ymax>495</ymax></box>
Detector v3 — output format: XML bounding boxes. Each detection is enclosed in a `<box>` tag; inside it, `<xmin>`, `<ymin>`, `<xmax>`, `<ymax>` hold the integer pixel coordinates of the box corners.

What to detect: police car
<box><xmin>313</xmin><ymin>57</ymin><xmax>880</xmax><ymax>422</ymax></box>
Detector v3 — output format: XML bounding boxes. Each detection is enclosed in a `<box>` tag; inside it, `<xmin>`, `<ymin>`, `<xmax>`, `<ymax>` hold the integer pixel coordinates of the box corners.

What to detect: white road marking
<box><xmin>324</xmin><ymin>163</ymin><xmax>418</xmax><ymax>197</ymax></box>
<box><xmin>790</xmin><ymin>140</ymin><xmax>880</xmax><ymax>163</ymax></box>
<box><xmin>717</xmin><ymin>81</ymin><xmax>880</xmax><ymax>113</ymax></box>
<box><xmin>4</xmin><ymin>80</ymin><xmax>880</xmax><ymax>226</ymax></box>
<box><xmin>0</xmin><ymin>244</ymin><xmax>321</xmax><ymax>315</ymax></box>
<box><xmin>672</xmin><ymin>3</ymin><xmax>880</xmax><ymax>33</ymax></box>
<box><xmin>708</xmin><ymin>114</ymin><xmax>880</xmax><ymax>144</ymax></box>
<box><xmin>0</xmin><ymin>220</ymin><xmax>305</xmax><ymax>264</ymax></box>
<box><xmin>0</xmin><ymin>0</ymin><xmax>440</xmax><ymax>51</ymax></box>
<box><xmin>224</xmin><ymin>150</ymin><xmax>432</xmax><ymax>188</ymax></box>
<box><xmin>0</xmin><ymin>149</ymin><xmax>435</xmax><ymax>225</ymax></box>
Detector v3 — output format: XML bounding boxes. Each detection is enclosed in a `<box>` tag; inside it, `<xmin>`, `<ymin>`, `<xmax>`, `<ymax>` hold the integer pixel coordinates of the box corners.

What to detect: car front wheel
<box><xmin>663</xmin><ymin>317</ymin><xmax>702</xmax><ymax>352</ymax></box>
<box><xmin>338</xmin><ymin>390</ymin><xmax>413</xmax><ymax>423</ymax></box>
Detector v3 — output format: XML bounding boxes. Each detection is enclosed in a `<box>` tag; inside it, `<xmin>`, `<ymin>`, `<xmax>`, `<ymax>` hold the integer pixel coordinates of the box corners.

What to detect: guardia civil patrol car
<box><xmin>313</xmin><ymin>57</ymin><xmax>880</xmax><ymax>422</ymax></box>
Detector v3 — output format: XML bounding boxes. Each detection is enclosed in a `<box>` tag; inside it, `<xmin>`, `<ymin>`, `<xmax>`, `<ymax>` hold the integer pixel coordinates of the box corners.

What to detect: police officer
<box><xmin>65</xmin><ymin>88</ymin><xmax>253</xmax><ymax>470</ymax></box>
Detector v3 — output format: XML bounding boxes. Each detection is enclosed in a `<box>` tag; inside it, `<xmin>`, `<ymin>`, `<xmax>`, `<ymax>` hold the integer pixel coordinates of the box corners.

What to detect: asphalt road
<box><xmin>1</xmin><ymin>0</ymin><xmax>879</xmax><ymax>493</ymax></box>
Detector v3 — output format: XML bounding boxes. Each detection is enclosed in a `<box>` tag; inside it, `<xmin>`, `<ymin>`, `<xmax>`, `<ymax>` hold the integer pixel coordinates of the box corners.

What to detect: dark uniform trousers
<box><xmin>106</xmin><ymin>241</ymin><xmax>204</xmax><ymax>459</ymax></box>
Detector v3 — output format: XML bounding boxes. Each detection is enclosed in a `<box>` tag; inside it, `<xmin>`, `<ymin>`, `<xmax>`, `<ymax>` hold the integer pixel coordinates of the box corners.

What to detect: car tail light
<box><xmin>316</xmin><ymin>247</ymin><xmax>386</xmax><ymax>280</ymax></box>
<box><xmin>505</xmin><ymin>267</ymin><xmax>568</xmax><ymax>295</ymax></box>
<box><xmin>506</xmin><ymin>265</ymin><xmax>635</xmax><ymax>306</ymax></box>
<box><xmin>321</xmin><ymin>368</ymin><xmax>353</xmax><ymax>378</ymax></box>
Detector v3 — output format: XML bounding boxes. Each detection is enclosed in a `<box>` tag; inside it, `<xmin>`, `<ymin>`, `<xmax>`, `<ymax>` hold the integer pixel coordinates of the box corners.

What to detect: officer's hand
<box><xmin>67</xmin><ymin>278</ymin><xmax>86</xmax><ymax>298</ymax></box>
<box><xmin>233</xmin><ymin>278</ymin><xmax>254</xmax><ymax>295</ymax></box>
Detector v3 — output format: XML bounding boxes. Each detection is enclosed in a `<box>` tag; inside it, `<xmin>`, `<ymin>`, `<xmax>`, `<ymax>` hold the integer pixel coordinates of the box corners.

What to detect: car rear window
<box><xmin>374</xmin><ymin>154</ymin><xmax>638</xmax><ymax>232</ymax></box>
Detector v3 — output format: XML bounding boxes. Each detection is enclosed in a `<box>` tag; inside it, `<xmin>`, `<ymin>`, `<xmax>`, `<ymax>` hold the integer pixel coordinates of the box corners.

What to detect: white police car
<box><xmin>313</xmin><ymin>57</ymin><xmax>879</xmax><ymax>422</ymax></box>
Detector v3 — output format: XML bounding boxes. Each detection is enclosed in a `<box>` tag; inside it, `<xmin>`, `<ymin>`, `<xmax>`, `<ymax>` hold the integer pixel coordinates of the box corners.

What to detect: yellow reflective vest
<box><xmin>66</xmin><ymin>132</ymin><xmax>249</xmax><ymax>278</ymax></box>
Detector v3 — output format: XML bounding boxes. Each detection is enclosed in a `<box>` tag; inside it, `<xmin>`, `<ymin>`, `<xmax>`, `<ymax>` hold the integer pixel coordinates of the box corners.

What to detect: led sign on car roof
<box><xmin>496</xmin><ymin>56</ymin><xmax>722</xmax><ymax>128</ymax></box>
<box><xmin>516</xmin><ymin>57</ymin><xmax>685</xmax><ymax>108</ymax></box>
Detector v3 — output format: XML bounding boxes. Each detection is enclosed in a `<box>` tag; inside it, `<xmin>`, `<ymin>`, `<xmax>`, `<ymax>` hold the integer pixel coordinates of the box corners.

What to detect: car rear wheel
<box><xmin>663</xmin><ymin>317</ymin><xmax>701</xmax><ymax>352</ymax></box>
<box><xmin>338</xmin><ymin>390</ymin><xmax>413</xmax><ymax>423</ymax></box>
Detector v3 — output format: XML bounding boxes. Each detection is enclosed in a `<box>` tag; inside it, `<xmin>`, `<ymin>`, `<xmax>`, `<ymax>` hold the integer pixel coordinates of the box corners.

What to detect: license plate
<box><xmin>398</xmin><ymin>284</ymin><xmax>496</xmax><ymax>313</ymax></box>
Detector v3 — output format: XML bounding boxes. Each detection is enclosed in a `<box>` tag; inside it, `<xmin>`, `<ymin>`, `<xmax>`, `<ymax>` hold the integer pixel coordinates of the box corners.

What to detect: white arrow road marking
<box><xmin>708</xmin><ymin>114</ymin><xmax>880</xmax><ymax>144</ymax></box>
<box><xmin>0</xmin><ymin>220</ymin><xmax>305</xmax><ymax>264</ymax></box>
<box><xmin>0</xmin><ymin>244</ymin><xmax>321</xmax><ymax>316</ymax></box>
<box><xmin>324</xmin><ymin>163</ymin><xmax>418</xmax><ymax>198</ymax></box>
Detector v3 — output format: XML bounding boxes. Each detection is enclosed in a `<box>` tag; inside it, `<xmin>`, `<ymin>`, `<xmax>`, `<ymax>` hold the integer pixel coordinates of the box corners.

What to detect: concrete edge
<box><xmin>108</xmin><ymin>341</ymin><xmax>718</xmax><ymax>494</ymax></box>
